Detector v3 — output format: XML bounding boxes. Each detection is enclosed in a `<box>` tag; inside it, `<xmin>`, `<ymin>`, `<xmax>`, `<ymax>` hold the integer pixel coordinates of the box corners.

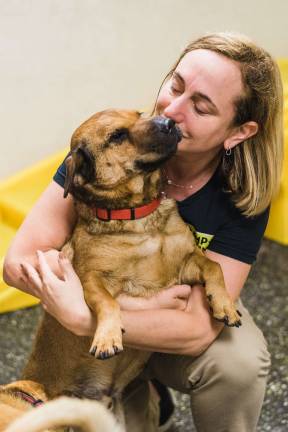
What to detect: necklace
<box><xmin>163</xmin><ymin>168</ymin><xmax>203</xmax><ymax>190</ymax></box>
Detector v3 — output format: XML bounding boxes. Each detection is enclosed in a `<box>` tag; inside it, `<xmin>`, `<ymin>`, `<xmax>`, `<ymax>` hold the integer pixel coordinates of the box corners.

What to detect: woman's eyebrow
<box><xmin>172</xmin><ymin>71</ymin><xmax>184</xmax><ymax>84</ymax></box>
<box><xmin>193</xmin><ymin>92</ymin><xmax>219</xmax><ymax>113</ymax></box>
<box><xmin>173</xmin><ymin>71</ymin><xmax>219</xmax><ymax>113</ymax></box>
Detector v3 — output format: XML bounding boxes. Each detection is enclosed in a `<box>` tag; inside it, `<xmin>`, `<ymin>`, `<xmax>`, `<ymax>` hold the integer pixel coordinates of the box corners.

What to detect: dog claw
<box><xmin>99</xmin><ymin>350</ymin><xmax>111</xmax><ymax>360</ymax></box>
<box><xmin>113</xmin><ymin>345</ymin><xmax>119</xmax><ymax>355</ymax></box>
<box><xmin>89</xmin><ymin>346</ymin><xmax>97</xmax><ymax>356</ymax></box>
<box><xmin>214</xmin><ymin>315</ymin><xmax>242</xmax><ymax>327</ymax></box>
<box><xmin>237</xmin><ymin>309</ymin><xmax>242</xmax><ymax>317</ymax></box>
<box><xmin>89</xmin><ymin>343</ymin><xmax>123</xmax><ymax>359</ymax></box>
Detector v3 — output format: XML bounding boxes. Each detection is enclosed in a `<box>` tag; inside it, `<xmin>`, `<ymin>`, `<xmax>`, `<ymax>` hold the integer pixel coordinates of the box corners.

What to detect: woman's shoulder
<box><xmin>176</xmin><ymin>169</ymin><xmax>270</xmax><ymax>263</ymax></box>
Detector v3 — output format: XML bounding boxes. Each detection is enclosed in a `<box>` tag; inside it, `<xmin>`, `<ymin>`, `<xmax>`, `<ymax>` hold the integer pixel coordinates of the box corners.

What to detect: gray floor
<box><xmin>0</xmin><ymin>238</ymin><xmax>287</xmax><ymax>431</ymax></box>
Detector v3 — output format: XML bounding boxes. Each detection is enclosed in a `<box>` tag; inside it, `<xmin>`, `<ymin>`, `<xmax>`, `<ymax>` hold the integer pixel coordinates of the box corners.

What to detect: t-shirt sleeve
<box><xmin>208</xmin><ymin>207</ymin><xmax>270</xmax><ymax>264</ymax></box>
<box><xmin>53</xmin><ymin>160</ymin><xmax>67</xmax><ymax>188</ymax></box>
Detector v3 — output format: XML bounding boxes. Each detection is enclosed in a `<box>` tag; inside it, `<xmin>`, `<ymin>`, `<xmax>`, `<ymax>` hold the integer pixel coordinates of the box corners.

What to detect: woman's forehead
<box><xmin>175</xmin><ymin>49</ymin><xmax>243</xmax><ymax>101</ymax></box>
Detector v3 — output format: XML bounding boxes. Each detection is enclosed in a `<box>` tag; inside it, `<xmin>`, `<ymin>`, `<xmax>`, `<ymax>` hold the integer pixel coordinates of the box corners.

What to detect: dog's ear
<box><xmin>63</xmin><ymin>145</ymin><xmax>95</xmax><ymax>198</ymax></box>
<box><xmin>63</xmin><ymin>154</ymin><xmax>76</xmax><ymax>198</ymax></box>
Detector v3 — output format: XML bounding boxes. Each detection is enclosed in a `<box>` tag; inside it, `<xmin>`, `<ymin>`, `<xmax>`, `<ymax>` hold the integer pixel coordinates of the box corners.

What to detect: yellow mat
<box><xmin>1</xmin><ymin>60</ymin><xmax>288</xmax><ymax>313</ymax></box>
<box><xmin>0</xmin><ymin>149</ymin><xmax>68</xmax><ymax>313</ymax></box>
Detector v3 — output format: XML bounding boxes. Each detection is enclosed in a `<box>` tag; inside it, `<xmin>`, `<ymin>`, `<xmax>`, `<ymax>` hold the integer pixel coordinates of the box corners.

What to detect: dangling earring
<box><xmin>225</xmin><ymin>147</ymin><xmax>232</xmax><ymax>156</ymax></box>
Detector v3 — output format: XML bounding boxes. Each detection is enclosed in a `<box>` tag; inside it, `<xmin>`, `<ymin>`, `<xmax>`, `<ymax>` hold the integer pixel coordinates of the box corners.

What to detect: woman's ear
<box><xmin>224</xmin><ymin>121</ymin><xmax>259</xmax><ymax>150</ymax></box>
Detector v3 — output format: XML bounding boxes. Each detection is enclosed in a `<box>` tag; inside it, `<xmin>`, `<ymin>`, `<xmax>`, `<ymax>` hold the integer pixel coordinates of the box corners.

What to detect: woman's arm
<box><xmin>3</xmin><ymin>181</ymin><xmax>76</xmax><ymax>296</ymax></box>
<box><xmin>120</xmin><ymin>251</ymin><xmax>251</xmax><ymax>356</ymax></box>
<box><xmin>21</xmin><ymin>249</ymin><xmax>251</xmax><ymax>357</ymax></box>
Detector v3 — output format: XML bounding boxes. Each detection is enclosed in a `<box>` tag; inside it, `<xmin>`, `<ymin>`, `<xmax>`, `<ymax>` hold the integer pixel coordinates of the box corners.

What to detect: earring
<box><xmin>225</xmin><ymin>147</ymin><xmax>232</xmax><ymax>156</ymax></box>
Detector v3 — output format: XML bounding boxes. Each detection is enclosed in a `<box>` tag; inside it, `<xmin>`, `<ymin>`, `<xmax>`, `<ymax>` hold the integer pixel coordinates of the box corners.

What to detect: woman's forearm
<box><xmin>121</xmin><ymin>308</ymin><xmax>223</xmax><ymax>356</ymax></box>
<box><xmin>3</xmin><ymin>249</ymin><xmax>62</xmax><ymax>296</ymax></box>
<box><xmin>76</xmin><ymin>305</ymin><xmax>223</xmax><ymax>357</ymax></box>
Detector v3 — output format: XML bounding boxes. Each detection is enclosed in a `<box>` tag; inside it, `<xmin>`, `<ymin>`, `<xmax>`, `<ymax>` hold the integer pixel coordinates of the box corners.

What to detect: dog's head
<box><xmin>64</xmin><ymin>109</ymin><xmax>182</xmax><ymax>207</ymax></box>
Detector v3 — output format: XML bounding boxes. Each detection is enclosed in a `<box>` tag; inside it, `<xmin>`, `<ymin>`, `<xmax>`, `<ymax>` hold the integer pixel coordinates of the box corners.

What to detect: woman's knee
<box><xmin>187</xmin><ymin>329</ymin><xmax>271</xmax><ymax>391</ymax></box>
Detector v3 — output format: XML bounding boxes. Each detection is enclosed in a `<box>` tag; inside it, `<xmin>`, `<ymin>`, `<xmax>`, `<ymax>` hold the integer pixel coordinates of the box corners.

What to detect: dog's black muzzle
<box><xmin>134</xmin><ymin>116</ymin><xmax>182</xmax><ymax>173</ymax></box>
<box><xmin>152</xmin><ymin>116</ymin><xmax>182</xmax><ymax>143</ymax></box>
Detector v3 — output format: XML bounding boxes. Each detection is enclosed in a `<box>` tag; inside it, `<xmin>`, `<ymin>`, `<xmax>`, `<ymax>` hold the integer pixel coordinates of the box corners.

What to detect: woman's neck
<box><xmin>163</xmin><ymin>150</ymin><xmax>221</xmax><ymax>201</ymax></box>
<box><xmin>165</xmin><ymin>150</ymin><xmax>221</xmax><ymax>182</ymax></box>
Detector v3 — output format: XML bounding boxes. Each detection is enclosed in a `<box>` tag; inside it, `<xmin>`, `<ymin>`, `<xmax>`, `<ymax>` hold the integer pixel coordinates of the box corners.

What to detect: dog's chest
<box><xmin>72</xmin><ymin>225</ymin><xmax>194</xmax><ymax>297</ymax></box>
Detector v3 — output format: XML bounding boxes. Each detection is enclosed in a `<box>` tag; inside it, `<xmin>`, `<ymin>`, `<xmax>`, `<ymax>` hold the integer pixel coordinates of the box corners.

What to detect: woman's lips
<box><xmin>180</xmin><ymin>130</ymin><xmax>192</xmax><ymax>139</ymax></box>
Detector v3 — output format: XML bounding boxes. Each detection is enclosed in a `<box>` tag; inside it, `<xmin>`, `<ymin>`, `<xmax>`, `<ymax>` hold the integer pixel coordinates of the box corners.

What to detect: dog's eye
<box><xmin>109</xmin><ymin>128</ymin><xmax>129</xmax><ymax>143</ymax></box>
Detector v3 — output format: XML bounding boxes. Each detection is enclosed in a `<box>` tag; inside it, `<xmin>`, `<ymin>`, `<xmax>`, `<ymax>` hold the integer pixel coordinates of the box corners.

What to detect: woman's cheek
<box><xmin>155</xmin><ymin>95</ymin><xmax>170</xmax><ymax>114</ymax></box>
<box><xmin>155</xmin><ymin>83</ymin><xmax>173</xmax><ymax>114</ymax></box>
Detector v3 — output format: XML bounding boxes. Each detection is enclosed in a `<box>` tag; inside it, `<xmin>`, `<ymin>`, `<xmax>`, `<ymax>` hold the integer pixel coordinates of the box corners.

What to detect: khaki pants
<box><xmin>123</xmin><ymin>301</ymin><xmax>271</xmax><ymax>432</ymax></box>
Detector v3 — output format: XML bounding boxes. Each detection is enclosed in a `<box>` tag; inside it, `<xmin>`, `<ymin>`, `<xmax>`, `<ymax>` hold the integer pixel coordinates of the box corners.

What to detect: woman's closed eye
<box><xmin>170</xmin><ymin>83</ymin><xmax>182</xmax><ymax>95</ymax></box>
<box><xmin>193</xmin><ymin>103</ymin><xmax>209</xmax><ymax>116</ymax></box>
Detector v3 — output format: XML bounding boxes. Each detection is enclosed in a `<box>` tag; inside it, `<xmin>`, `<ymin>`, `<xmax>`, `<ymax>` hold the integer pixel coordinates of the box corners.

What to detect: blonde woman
<box><xmin>4</xmin><ymin>33</ymin><xmax>283</xmax><ymax>431</ymax></box>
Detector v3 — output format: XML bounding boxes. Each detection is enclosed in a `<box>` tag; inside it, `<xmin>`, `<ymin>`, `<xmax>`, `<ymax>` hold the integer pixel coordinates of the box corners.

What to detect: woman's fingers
<box><xmin>58</xmin><ymin>253</ymin><xmax>79</xmax><ymax>283</ymax></box>
<box><xmin>36</xmin><ymin>250</ymin><xmax>59</xmax><ymax>284</ymax></box>
<box><xmin>20</xmin><ymin>262</ymin><xmax>42</xmax><ymax>291</ymax></box>
<box><xmin>167</xmin><ymin>284</ymin><xmax>191</xmax><ymax>299</ymax></box>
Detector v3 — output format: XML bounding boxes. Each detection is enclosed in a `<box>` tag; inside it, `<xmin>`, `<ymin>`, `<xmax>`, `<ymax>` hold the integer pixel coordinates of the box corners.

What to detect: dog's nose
<box><xmin>153</xmin><ymin>117</ymin><xmax>175</xmax><ymax>134</ymax></box>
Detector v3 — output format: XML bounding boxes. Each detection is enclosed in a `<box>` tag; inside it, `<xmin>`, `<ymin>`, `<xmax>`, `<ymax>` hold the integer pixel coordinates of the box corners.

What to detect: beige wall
<box><xmin>1</xmin><ymin>0</ymin><xmax>288</xmax><ymax>179</ymax></box>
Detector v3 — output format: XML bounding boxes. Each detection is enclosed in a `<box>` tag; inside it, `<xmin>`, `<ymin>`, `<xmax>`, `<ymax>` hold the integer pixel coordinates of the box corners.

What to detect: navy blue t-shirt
<box><xmin>53</xmin><ymin>161</ymin><xmax>269</xmax><ymax>265</ymax></box>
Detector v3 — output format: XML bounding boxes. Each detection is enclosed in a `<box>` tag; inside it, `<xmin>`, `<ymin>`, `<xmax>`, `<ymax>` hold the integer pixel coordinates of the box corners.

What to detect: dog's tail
<box><xmin>5</xmin><ymin>396</ymin><xmax>124</xmax><ymax>432</ymax></box>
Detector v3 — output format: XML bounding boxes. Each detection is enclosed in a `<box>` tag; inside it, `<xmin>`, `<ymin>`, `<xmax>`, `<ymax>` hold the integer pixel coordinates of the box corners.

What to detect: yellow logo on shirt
<box><xmin>188</xmin><ymin>224</ymin><xmax>214</xmax><ymax>250</ymax></box>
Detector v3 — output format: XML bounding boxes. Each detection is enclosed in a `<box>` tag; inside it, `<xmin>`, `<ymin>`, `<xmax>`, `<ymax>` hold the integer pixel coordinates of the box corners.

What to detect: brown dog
<box><xmin>0</xmin><ymin>110</ymin><xmax>241</xmax><ymax>430</ymax></box>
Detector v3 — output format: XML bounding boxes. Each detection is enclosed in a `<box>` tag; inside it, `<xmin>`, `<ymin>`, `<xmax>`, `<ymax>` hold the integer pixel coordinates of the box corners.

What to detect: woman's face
<box><xmin>156</xmin><ymin>49</ymin><xmax>244</xmax><ymax>155</ymax></box>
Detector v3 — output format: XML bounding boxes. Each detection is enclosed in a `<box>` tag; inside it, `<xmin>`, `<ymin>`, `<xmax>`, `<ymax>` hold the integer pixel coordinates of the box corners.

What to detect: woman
<box><xmin>4</xmin><ymin>33</ymin><xmax>283</xmax><ymax>431</ymax></box>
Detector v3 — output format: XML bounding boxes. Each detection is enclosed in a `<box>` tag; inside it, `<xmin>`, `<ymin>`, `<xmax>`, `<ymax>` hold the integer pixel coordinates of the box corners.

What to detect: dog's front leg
<box><xmin>81</xmin><ymin>271</ymin><xmax>124</xmax><ymax>359</ymax></box>
<box><xmin>180</xmin><ymin>250</ymin><xmax>242</xmax><ymax>327</ymax></box>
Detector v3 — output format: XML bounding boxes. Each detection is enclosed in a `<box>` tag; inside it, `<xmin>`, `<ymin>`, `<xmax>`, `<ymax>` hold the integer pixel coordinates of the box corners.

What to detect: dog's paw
<box><xmin>89</xmin><ymin>325</ymin><xmax>124</xmax><ymax>359</ymax></box>
<box><xmin>207</xmin><ymin>295</ymin><xmax>242</xmax><ymax>327</ymax></box>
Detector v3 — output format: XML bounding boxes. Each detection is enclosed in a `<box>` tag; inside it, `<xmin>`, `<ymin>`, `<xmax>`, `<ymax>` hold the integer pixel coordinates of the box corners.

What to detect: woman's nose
<box><xmin>163</xmin><ymin>97</ymin><xmax>185</xmax><ymax>124</ymax></box>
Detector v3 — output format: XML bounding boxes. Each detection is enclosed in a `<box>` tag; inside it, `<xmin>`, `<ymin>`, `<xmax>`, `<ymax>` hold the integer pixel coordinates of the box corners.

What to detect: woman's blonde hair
<box><xmin>159</xmin><ymin>33</ymin><xmax>284</xmax><ymax>217</ymax></box>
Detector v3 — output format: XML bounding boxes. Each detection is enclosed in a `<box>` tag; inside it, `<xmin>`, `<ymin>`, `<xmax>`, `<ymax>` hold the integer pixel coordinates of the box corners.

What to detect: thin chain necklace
<box><xmin>162</xmin><ymin>168</ymin><xmax>208</xmax><ymax>190</ymax></box>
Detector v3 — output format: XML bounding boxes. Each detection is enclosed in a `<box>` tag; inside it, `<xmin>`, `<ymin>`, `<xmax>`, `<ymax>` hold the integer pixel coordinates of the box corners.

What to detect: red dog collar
<box><xmin>92</xmin><ymin>197</ymin><xmax>162</xmax><ymax>221</ymax></box>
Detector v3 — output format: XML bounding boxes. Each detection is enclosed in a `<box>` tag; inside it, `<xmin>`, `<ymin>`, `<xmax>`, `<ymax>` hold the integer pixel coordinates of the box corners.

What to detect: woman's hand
<box><xmin>20</xmin><ymin>251</ymin><xmax>93</xmax><ymax>334</ymax></box>
<box><xmin>117</xmin><ymin>284</ymin><xmax>192</xmax><ymax>311</ymax></box>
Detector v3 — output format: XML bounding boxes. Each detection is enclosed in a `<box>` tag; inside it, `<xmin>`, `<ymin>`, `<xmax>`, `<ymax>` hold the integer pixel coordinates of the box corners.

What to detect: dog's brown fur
<box><xmin>0</xmin><ymin>110</ymin><xmax>241</xmax><ymax>430</ymax></box>
<box><xmin>5</xmin><ymin>397</ymin><xmax>123</xmax><ymax>432</ymax></box>
<box><xmin>0</xmin><ymin>381</ymin><xmax>47</xmax><ymax>431</ymax></box>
